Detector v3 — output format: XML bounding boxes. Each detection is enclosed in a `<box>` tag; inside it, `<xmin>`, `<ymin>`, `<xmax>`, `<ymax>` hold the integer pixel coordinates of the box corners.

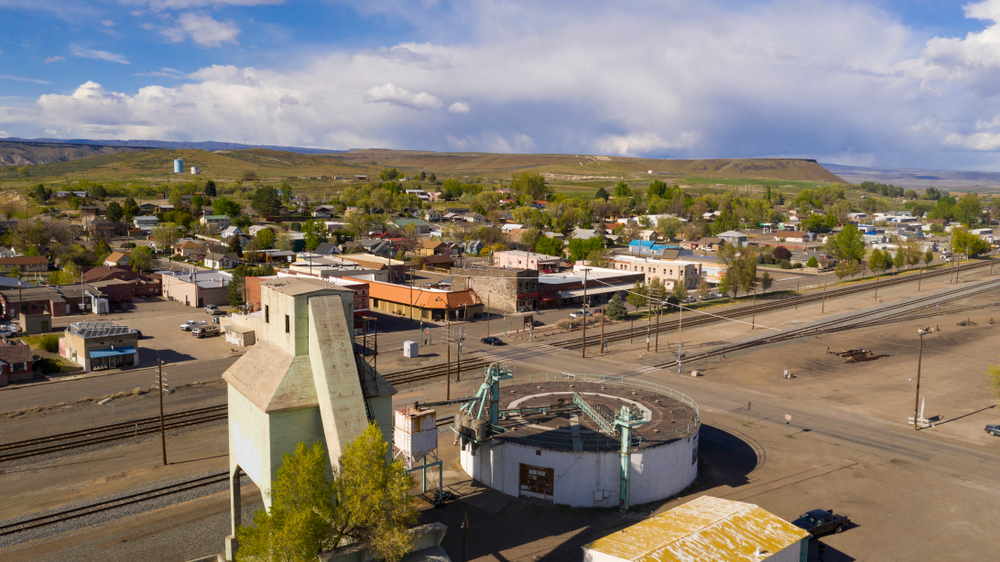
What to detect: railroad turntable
<box><xmin>453</xmin><ymin>366</ymin><xmax>700</xmax><ymax>510</ymax></box>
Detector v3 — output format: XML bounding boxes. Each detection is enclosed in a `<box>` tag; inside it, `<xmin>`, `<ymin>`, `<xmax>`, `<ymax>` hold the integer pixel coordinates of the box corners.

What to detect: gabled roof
<box><xmin>105</xmin><ymin>252</ymin><xmax>128</xmax><ymax>263</ymax></box>
<box><xmin>717</xmin><ymin>230</ymin><xmax>746</xmax><ymax>238</ymax></box>
<box><xmin>419</xmin><ymin>239</ymin><xmax>444</xmax><ymax>249</ymax></box>
<box><xmin>0</xmin><ymin>342</ymin><xmax>32</xmax><ymax>366</ymax></box>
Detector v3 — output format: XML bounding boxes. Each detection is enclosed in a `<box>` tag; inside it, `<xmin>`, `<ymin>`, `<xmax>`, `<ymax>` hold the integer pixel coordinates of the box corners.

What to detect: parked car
<box><xmin>481</xmin><ymin>336</ymin><xmax>505</xmax><ymax>346</ymax></box>
<box><xmin>792</xmin><ymin>509</ymin><xmax>850</xmax><ymax>537</ymax></box>
<box><xmin>985</xmin><ymin>424</ymin><xmax>1000</xmax><ymax>437</ymax></box>
<box><xmin>569</xmin><ymin>310</ymin><xmax>593</xmax><ymax>319</ymax></box>
<box><xmin>180</xmin><ymin>320</ymin><xmax>207</xmax><ymax>331</ymax></box>
<box><xmin>205</xmin><ymin>305</ymin><xmax>225</xmax><ymax>315</ymax></box>
<box><xmin>192</xmin><ymin>325</ymin><xmax>221</xmax><ymax>338</ymax></box>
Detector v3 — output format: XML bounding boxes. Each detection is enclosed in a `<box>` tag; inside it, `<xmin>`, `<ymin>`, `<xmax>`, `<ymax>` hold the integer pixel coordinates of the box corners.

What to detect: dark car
<box><xmin>481</xmin><ymin>337</ymin><xmax>505</xmax><ymax>346</ymax></box>
<box><xmin>986</xmin><ymin>424</ymin><xmax>1000</xmax><ymax>437</ymax></box>
<box><xmin>792</xmin><ymin>509</ymin><xmax>850</xmax><ymax>537</ymax></box>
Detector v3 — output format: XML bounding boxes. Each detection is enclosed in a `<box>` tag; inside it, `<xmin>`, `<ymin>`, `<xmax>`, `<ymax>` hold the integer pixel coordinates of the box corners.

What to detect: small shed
<box><xmin>18</xmin><ymin>313</ymin><xmax>52</xmax><ymax>335</ymax></box>
<box><xmin>224</xmin><ymin>324</ymin><xmax>256</xmax><ymax>347</ymax></box>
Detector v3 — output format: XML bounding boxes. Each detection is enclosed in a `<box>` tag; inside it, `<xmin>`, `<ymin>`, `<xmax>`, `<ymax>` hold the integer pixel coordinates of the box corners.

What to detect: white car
<box><xmin>180</xmin><ymin>320</ymin><xmax>207</xmax><ymax>331</ymax></box>
<box><xmin>569</xmin><ymin>310</ymin><xmax>593</xmax><ymax>319</ymax></box>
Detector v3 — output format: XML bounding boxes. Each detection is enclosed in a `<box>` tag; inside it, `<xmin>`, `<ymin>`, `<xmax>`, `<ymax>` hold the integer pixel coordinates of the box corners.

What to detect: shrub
<box><xmin>779</xmin><ymin>259</ymin><xmax>792</xmax><ymax>269</ymax></box>
<box><xmin>38</xmin><ymin>334</ymin><xmax>59</xmax><ymax>353</ymax></box>
<box><xmin>793</xmin><ymin>263</ymin><xmax>803</xmax><ymax>268</ymax></box>
<box><xmin>806</xmin><ymin>256</ymin><xmax>819</xmax><ymax>268</ymax></box>
<box><xmin>34</xmin><ymin>358</ymin><xmax>59</xmax><ymax>373</ymax></box>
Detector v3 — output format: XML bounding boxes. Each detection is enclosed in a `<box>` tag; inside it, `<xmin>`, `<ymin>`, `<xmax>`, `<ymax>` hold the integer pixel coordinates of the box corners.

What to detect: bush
<box><xmin>33</xmin><ymin>358</ymin><xmax>59</xmax><ymax>373</ymax></box>
<box><xmin>806</xmin><ymin>256</ymin><xmax>819</xmax><ymax>268</ymax></box>
<box><xmin>779</xmin><ymin>259</ymin><xmax>792</xmax><ymax>269</ymax></box>
<box><xmin>38</xmin><ymin>334</ymin><xmax>59</xmax><ymax>353</ymax></box>
<box><xmin>793</xmin><ymin>263</ymin><xmax>803</xmax><ymax>268</ymax></box>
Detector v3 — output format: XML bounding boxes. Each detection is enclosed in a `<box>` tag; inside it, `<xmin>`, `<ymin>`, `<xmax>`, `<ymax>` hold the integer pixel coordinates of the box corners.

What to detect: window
<box><xmin>265</xmin><ymin>305</ymin><xmax>269</xmax><ymax>323</ymax></box>
<box><xmin>285</xmin><ymin>314</ymin><xmax>290</xmax><ymax>333</ymax></box>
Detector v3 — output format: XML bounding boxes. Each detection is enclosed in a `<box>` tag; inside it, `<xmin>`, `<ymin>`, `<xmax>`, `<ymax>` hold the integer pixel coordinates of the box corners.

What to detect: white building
<box><xmin>608</xmin><ymin>254</ymin><xmax>703</xmax><ymax>290</ymax></box>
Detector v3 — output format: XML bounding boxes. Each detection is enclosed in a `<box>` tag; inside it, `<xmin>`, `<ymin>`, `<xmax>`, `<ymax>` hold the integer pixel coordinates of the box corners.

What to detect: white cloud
<box><xmin>43</xmin><ymin>56</ymin><xmax>64</xmax><ymax>64</ymax></box>
<box><xmin>0</xmin><ymin>74</ymin><xmax>51</xmax><ymax>84</ymax></box>
<box><xmin>363</xmin><ymin>83</ymin><xmax>442</xmax><ymax>110</ymax></box>
<box><xmin>143</xmin><ymin>0</ymin><xmax>284</xmax><ymax>9</ymax></box>
<box><xmin>70</xmin><ymin>44</ymin><xmax>129</xmax><ymax>64</ymax></box>
<box><xmin>161</xmin><ymin>12</ymin><xmax>240</xmax><ymax>47</ymax></box>
<box><xmin>448</xmin><ymin>102</ymin><xmax>469</xmax><ymax>113</ymax></box>
<box><xmin>133</xmin><ymin>67</ymin><xmax>187</xmax><ymax>78</ymax></box>
<box><xmin>101</xmin><ymin>20</ymin><xmax>115</xmax><ymax>27</ymax></box>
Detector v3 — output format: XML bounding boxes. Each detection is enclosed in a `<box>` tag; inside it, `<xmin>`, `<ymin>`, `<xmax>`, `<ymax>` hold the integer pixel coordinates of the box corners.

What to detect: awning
<box><xmin>89</xmin><ymin>346</ymin><xmax>137</xmax><ymax>359</ymax></box>
<box><xmin>540</xmin><ymin>292</ymin><xmax>560</xmax><ymax>301</ymax></box>
<box><xmin>557</xmin><ymin>283</ymin><xmax>635</xmax><ymax>299</ymax></box>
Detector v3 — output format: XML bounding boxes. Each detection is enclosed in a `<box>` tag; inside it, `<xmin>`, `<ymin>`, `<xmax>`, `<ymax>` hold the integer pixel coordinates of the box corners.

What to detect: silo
<box><xmin>174</xmin><ymin>159</ymin><xmax>183</xmax><ymax>173</ymax></box>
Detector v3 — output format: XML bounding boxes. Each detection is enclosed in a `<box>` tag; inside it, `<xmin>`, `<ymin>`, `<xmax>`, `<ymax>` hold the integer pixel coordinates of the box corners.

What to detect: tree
<box><xmin>869</xmin><ymin>249</ymin><xmax>889</xmax><ymax>276</ymax></box>
<box><xmin>228</xmin><ymin>234</ymin><xmax>244</xmax><ymax>258</ymax></box>
<box><xmin>130</xmin><ymin>246</ymin><xmax>153</xmax><ymax>272</ymax></box>
<box><xmin>595</xmin><ymin>187</ymin><xmax>609</xmax><ymax>201</ymax></box>
<box><xmin>626</xmin><ymin>280</ymin><xmax>647</xmax><ymax>308</ymax></box>
<box><xmin>105</xmin><ymin>201</ymin><xmax>124</xmax><ymax>223</ymax></box>
<box><xmin>204</xmin><ymin>180</ymin><xmax>217</xmax><ymax>197</ymax></box>
<box><xmin>257</xmin><ymin>227</ymin><xmax>276</xmax><ymax>250</ymax></box>
<box><xmin>251</xmin><ymin>185</ymin><xmax>282</xmax><ymax>218</ymax></box>
<box><xmin>924</xmin><ymin>248</ymin><xmax>934</xmax><ymax>266</ymax></box>
<box><xmin>806</xmin><ymin>256</ymin><xmax>819</xmax><ymax>268</ymax></box>
<box><xmin>825</xmin><ymin>224</ymin><xmax>865</xmax><ymax>263</ymax></box>
<box><xmin>213</xmin><ymin>197</ymin><xmax>242</xmax><ymax>218</ymax></box>
<box><xmin>152</xmin><ymin>224</ymin><xmax>179</xmax><ymax>250</ymax></box>
<box><xmin>567</xmin><ymin>237</ymin><xmax>604</xmax><ymax>263</ymax></box>
<box><xmin>586</xmin><ymin>248</ymin><xmax>609</xmax><ymax>267</ymax></box>
<box><xmin>647</xmin><ymin>180</ymin><xmax>668</xmax><ymax>199</ymax></box>
<box><xmin>169</xmin><ymin>188</ymin><xmax>185</xmax><ymax>209</ymax></box>
<box><xmin>697</xmin><ymin>278</ymin><xmax>711</xmax><ymax>300</ymax></box>
<box><xmin>835</xmin><ymin>259</ymin><xmax>861</xmax><ymax>279</ymax></box>
<box><xmin>510</xmin><ymin>172</ymin><xmax>550</xmax><ymax>203</ymax></box>
<box><xmin>892</xmin><ymin>248</ymin><xmax>905</xmax><ymax>271</ymax></box>
<box><xmin>952</xmin><ymin>227</ymin><xmax>991</xmax><ymax>257</ymax></box>
<box><xmin>302</xmin><ymin>219</ymin><xmax>328</xmax><ymax>251</ymax></box>
<box><xmin>955</xmin><ymin>193</ymin><xmax>983</xmax><ymax>228</ymax></box>
<box><xmin>614</xmin><ymin>182</ymin><xmax>632</xmax><ymax>198</ymax></box>
<box><xmin>605</xmin><ymin>293</ymin><xmax>627</xmax><ymax>321</ymax></box>
<box><xmin>759</xmin><ymin>271</ymin><xmax>774</xmax><ymax>293</ymax></box>
<box><xmin>242</xmin><ymin>170</ymin><xmax>260</xmax><ymax>182</ymax></box>
<box><xmin>123</xmin><ymin>195</ymin><xmax>140</xmax><ymax>219</ymax></box>
<box><xmin>986</xmin><ymin>361</ymin><xmax>1000</xmax><ymax>408</ymax></box>
<box><xmin>379</xmin><ymin>168</ymin><xmax>401</xmax><ymax>181</ymax></box>
<box><xmin>671</xmin><ymin>280</ymin><xmax>688</xmax><ymax>302</ymax></box>
<box><xmin>656</xmin><ymin>217</ymin><xmax>682</xmax><ymax>241</ymax></box>
<box><xmin>773</xmin><ymin>246</ymin><xmax>792</xmax><ymax>261</ymax></box>
<box><xmin>619</xmin><ymin>222</ymin><xmax>642</xmax><ymax>245</ymax></box>
<box><xmin>191</xmin><ymin>194</ymin><xmax>204</xmax><ymax>210</ymax></box>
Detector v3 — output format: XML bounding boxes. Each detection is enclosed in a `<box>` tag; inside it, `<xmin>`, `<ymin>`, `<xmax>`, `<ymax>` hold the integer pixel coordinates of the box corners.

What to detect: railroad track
<box><xmin>383</xmin><ymin>359</ymin><xmax>488</xmax><ymax>386</ymax></box>
<box><xmin>0</xmin><ymin>470</ymin><xmax>230</xmax><ymax>537</ymax></box>
<box><xmin>560</xmin><ymin>260</ymin><xmax>994</xmax><ymax>352</ymax></box>
<box><xmin>0</xmin><ymin>405</ymin><xmax>227</xmax><ymax>463</ymax></box>
<box><xmin>648</xmin><ymin>276</ymin><xmax>1000</xmax><ymax>371</ymax></box>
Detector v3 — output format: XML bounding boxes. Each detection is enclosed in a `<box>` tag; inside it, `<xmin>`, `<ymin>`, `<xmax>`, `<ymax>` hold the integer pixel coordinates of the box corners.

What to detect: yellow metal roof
<box><xmin>583</xmin><ymin>496</ymin><xmax>809</xmax><ymax>562</ymax></box>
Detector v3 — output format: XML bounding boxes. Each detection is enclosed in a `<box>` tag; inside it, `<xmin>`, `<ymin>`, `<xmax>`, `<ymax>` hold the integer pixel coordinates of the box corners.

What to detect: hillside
<box><xmin>0</xmin><ymin>141</ymin><xmax>149</xmax><ymax>167</ymax></box>
<box><xmin>0</xmin><ymin>137</ymin><xmax>340</xmax><ymax>155</ymax></box>
<box><xmin>0</xmin><ymin>145</ymin><xmax>845</xmax><ymax>188</ymax></box>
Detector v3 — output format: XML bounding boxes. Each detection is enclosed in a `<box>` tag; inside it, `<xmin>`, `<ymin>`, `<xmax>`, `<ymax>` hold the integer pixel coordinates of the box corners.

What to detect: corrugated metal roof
<box><xmin>583</xmin><ymin>496</ymin><xmax>809</xmax><ymax>562</ymax></box>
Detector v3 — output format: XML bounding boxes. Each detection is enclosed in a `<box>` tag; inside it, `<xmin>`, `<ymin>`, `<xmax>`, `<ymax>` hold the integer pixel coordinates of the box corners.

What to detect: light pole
<box><xmin>913</xmin><ymin>328</ymin><xmax>929</xmax><ymax>430</ymax></box>
<box><xmin>581</xmin><ymin>267</ymin><xmax>591</xmax><ymax>358</ymax></box>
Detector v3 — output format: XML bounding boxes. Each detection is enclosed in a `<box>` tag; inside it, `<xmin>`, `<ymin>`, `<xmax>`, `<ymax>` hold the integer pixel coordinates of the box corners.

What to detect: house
<box><xmin>134</xmin><ymin>216</ymin><xmax>159</xmax><ymax>231</ymax></box>
<box><xmin>155</xmin><ymin>203</ymin><xmax>175</xmax><ymax>213</ymax></box>
<box><xmin>87</xmin><ymin>217</ymin><xmax>128</xmax><ymax>239</ymax></box>
<box><xmin>423</xmin><ymin>209</ymin><xmax>442</xmax><ymax>222</ymax></box>
<box><xmin>61</xmin><ymin>321</ymin><xmax>139</xmax><ymax>372</ymax></box>
<box><xmin>0</xmin><ymin>247</ymin><xmax>17</xmax><ymax>259</ymax></box>
<box><xmin>138</xmin><ymin>202</ymin><xmax>160</xmax><ymax>214</ymax></box>
<box><xmin>492</xmin><ymin>250</ymin><xmax>561</xmax><ymax>272</ymax></box>
<box><xmin>103</xmin><ymin>252</ymin><xmax>130</xmax><ymax>268</ymax></box>
<box><xmin>312</xmin><ymin>242</ymin><xmax>340</xmax><ymax>256</ymax></box>
<box><xmin>774</xmin><ymin>231</ymin><xmax>816</xmax><ymax>244</ymax></box>
<box><xmin>0</xmin><ymin>256</ymin><xmax>48</xmax><ymax>274</ymax></box>
<box><xmin>201</xmin><ymin>215</ymin><xmax>231</xmax><ymax>230</ymax></box>
<box><xmin>416</xmin><ymin>239</ymin><xmax>448</xmax><ymax>257</ymax></box>
<box><xmin>79</xmin><ymin>206</ymin><xmax>102</xmax><ymax>220</ymax></box>
<box><xmin>717</xmin><ymin>230</ymin><xmax>748</xmax><ymax>246</ymax></box>
<box><xmin>581</xmin><ymin>496</ymin><xmax>809</xmax><ymax>562</ymax></box>
<box><xmin>570</xmin><ymin>228</ymin><xmax>601</xmax><ymax>240</ymax></box>
<box><xmin>357</xmin><ymin>238</ymin><xmax>396</xmax><ymax>258</ymax></box>
<box><xmin>419</xmin><ymin>255</ymin><xmax>456</xmax><ymax>270</ymax></box>
<box><xmin>464</xmin><ymin>240</ymin><xmax>484</xmax><ymax>255</ymax></box>
<box><xmin>174</xmin><ymin>239</ymin><xmax>210</xmax><ymax>258</ymax></box>
<box><xmin>391</xmin><ymin>218</ymin><xmax>432</xmax><ymax>234</ymax></box>
<box><xmin>324</xmin><ymin>221</ymin><xmax>348</xmax><ymax>232</ymax></box>
<box><xmin>463</xmin><ymin>213</ymin><xmax>487</xmax><ymax>224</ymax></box>
<box><xmin>220</xmin><ymin>226</ymin><xmax>243</xmax><ymax>240</ymax></box>
<box><xmin>367</xmin><ymin>278</ymin><xmax>482</xmax><ymax>321</ymax></box>
<box><xmin>205</xmin><ymin>252</ymin><xmax>240</xmax><ymax>270</ymax></box>
<box><xmin>312</xmin><ymin>205</ymin><xmax>338</xmax><ymax>219</ymax></box>
<box><xmin>0</xmin><ymin>341</ymin><xmax>34</xmax><ymax>386</ymax></box>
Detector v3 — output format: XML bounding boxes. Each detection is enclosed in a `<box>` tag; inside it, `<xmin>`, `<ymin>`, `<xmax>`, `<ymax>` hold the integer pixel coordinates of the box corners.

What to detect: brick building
<box><xmin>0</xmin><ymin>286</ymin><xmax>67</xmax><ymax>318</ymax></box>
<box><xmin>0</xmin><ymin>341</ymin><xmax>34</xmax><ymax>386</ymax></box>
<box><xmin>450</xmin><ymin>267</ymin><xmax>540</xmax><ymax>313</ymax></box>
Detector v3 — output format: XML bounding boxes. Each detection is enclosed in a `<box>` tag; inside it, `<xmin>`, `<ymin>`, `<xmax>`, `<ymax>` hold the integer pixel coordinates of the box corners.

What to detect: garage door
<box><xmin>518</xmin><ymin>463</ymin><xmax>554</xmax><ymax>501</ymax></box>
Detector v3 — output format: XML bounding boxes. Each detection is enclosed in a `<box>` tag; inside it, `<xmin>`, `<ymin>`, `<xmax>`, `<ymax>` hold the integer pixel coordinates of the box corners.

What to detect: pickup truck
<box><xmin>205</xmin><ymin>305</ymin><xmax>225</xmax><ymax>315</ymax></box>
<box><xmin>792</xmin><ymin>509</ymin><xmax>850</xmax><ymax>537</ymax></box>
<box><xmin>180</xmin><ymin>320</ymin><xmax>208</xmax><ymax>331</ymax></box>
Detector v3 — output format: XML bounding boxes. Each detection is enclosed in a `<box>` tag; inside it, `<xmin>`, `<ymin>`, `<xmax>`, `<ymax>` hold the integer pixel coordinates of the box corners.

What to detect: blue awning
<box><xmin>89</xmin><ymin>346</ymin><xmax>137</xmax><ymax>359</ymax></box>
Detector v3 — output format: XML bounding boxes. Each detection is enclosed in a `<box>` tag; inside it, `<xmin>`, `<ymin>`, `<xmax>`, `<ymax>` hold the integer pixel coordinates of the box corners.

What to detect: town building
<box><xmin>0</xmin><ymin>341</ymin><xmax>34</xmax><ymax>386</ymax></box>
<box><xmin>451</xmin><ymin>267</ymin><xmax>539</xmax><ymax>313</ymax></box>
<box><xmin>61</xmin><ymin>320</ymin><xmax>139</xmax><ymax>372</ymax></box>
<box><xmin>205</xmin><ymin>252</ymin><xmax>240</xmax><ymax>270</ymax></box>
<box><xmin>0</xmin><ymin>256</ymin><xmax>48</xmax><ymax>274</ymax></box>
<box><xmin>244</xmin><ymin>274</ymin><xmax>370</xmax><ymax>329</ymax></box>
<box><xmin>366</xmin><ymin>279</ymin><xmax>482</xmax><ymax>321</ymax></box>
<box><xmin>337</xmin><ymin>254</ymin><xmax>407</xmax><ymax>283</ymax></box>
<box><xmin>582</xmin><ymin>495</ymin><xmax>809</xmax><ymax>562</ymax></box>
<box><xmin>492</xmin><ymin>250</ymin><xmax>561</xmax><ymax>272</ymax></box>
<box><xmin>287</xmin><ymin>257</ymin><xmax>389</xmax><ymax>282</ymax></box>
<box><xmin>391</xmin><ymin>218</ymin><xmax>432</xmax><ymax>234</ymax></box>
<box><xmin>536</xmin><ymin>266</ymin><xmax>644</xmax><ymax>308</ymax></box>
<box><xmin>134</xmin><ymin>215</ymin><xmax>159</xmax><ymax>231</ymax></box>
<box><xmin>717</xmin><ymin>230</ymin><xmax>748</xmax><ymax>246</ymax></box>
<box><xmin>160</xmin><ymin>269</ymin><xmax>231</xmax><ymax>307</ymax></box>
<box><xmin>0</xmin><ymin>286</ymin><xmax>67</xmax><ymax>319</ymax></box>
<box><xmin>607</xmin><ymin>254</ymin><xmax>703</xmax><ymax>290</ymax></box>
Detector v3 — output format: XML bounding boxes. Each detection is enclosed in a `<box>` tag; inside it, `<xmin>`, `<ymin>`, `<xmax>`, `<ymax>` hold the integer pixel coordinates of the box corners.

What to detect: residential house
<box><xmin>357</xmin><ymin>238</ymin><xmax>396</xmax><ymax>258</ymax></box>
<box><xmin>220</xmin><ymin>226</ymin><xmax>243</xmax><ymax>239</ymax></box>
<box><xmin>134</xmin><ymin>216</ymin><xmax>159</xmax><ymax>231</ymax></box>
<box><xmin>0</xmin><ymin>256</ymin><xmax>48</xmax><ymax>274</ymax></box>
<box><xmin>392</xmin><ymin>218</ymin><xmax>432</xmax><ymax>234</ymax></box>
<box><xmin>774</xmin><ymin>231</ymin><xmax>816</xmax><ymax>244</ymax></box>
<box><xmin>0</xmin><ymin>247</ymin><xmax>17</xmax><ymax>259</ymax></box>
<box><xmin>205</xmin><ymin>252</ymin><xmax>241</xmax><ymax>270</ymax></box>
<box><xmin>416</xmin><ymin>239</ymin><xmax>448</xmax><ymax>257</ymax></box>
<box><xmin>103</xmin><ymin>252</ymin><xmax>130</xmax><ymax>268</ymax></box>
<box><xmin>138</xmin><ymin>202</ymin><xmax>160</xmax><ymax>214</ymax></box>
<box><xmin>79</xmin><ymin>206</ymin><xmax>102</xmax><ymax>220</ymax></box>
<box><xmin>200</xmin><ymin>215</ymin><xmax>231</xmax><ymax>230</ymax></box>
<box><xmin>312</xmin><ymin>205</ymin><xmax>337</xmax><ymax>219</ymax></box>
<box><xmin>463</xmin><ymin>212</ymin><xmax>487</xmax><ymax>224</ymax></box>
<box><xmin>173</xmin><ymin>239</ymin><xmax>210</xmax><ymax>258</ymax></box>
<box><xmin>0</xmin><ymin>341</ymin><xmax>34</xmax><ymax>386</ymax></box>
<box><xmin>464</xmin><ymin>240</ymin><xmax>484</xmax><ymax>255</ymax></box>
<box><xmin>423</xmin><ymin>209</ymin><xmax>442</xmax><ymax>222</ymax></box>
<box><xmin>717</xmin><ymin>230</ymin><xmax>748</xmax><ymax>245</ymax></box>
<box><xmin>312</xmin><ymin>242</ymin><xmax>340</xmax><ymax>256</ymax></box>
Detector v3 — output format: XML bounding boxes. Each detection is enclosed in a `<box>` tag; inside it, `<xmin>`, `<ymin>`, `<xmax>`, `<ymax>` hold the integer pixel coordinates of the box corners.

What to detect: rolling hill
<box><xmin>0</xmin><ymin>141</ymin><xmax>149</xmax><ymax>167</ymax></box>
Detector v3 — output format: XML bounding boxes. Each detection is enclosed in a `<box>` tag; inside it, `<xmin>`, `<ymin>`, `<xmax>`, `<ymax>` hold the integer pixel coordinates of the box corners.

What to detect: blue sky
<box><xmin>2</xmin><ymin>1</ymin><xmax>1000</xmax><ymax>171</ymax></box>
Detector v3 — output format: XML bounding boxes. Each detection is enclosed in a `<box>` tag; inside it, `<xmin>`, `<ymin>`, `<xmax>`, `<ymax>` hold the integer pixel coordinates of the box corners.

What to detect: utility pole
<box><xmin>751</xmin><ymin>287</ymin><xmax>757</xmax><ymax>330</ymax></box>
<box><xmin>600</xmin><ymin>307</ymin><xmax>605</xmax><ymax>353</ymax></box>
<box><xmin>446</xmin><ymin>320</ymin><xmax>451</xmax><ymax>400</ymax></box>
<box><xmin>654</xmin><ymin>298</ymin><xmax>660</xmax><ymax>353</ymax></box>
<box><xmin>581</xmin><ymin>268</ymin><xmax>590</xmax><ymax>358</ymax></box>
<box><xmin>822</xmin><ymin>282</ymin><xmax>827</xmax><ymax>314</ymax></box>
<box><xmin>158</xmin><ymin>356</ymin><xmax>167</xmax><ymax>466</ymax></box>
<box><xmin>408</xmin><ymin>267</ymin><xmax>414</xmax><ymax>322</ymax></box>
<box><xmin>795</xmin><ymin>279</ymin><xmax>800</xmax><ymax>310</ymax></box>
<box><xmin>919</xmin><ymin>266</ymin><xmax>923</xmax><ymax>291</ymax></box>
<box><xmin>456</xmin><ymin>326</ymin><xmax>463</xmax><ymax>382</ymax></box>
<box><xmin>913</xmin><ymin>329</ymin><xmax>927</xmax><ymax>430</ymax></box>
<box><xmin>486</xmin><ymin>296</ymin><xmax>490</xmax><ymax>338</ymax></box>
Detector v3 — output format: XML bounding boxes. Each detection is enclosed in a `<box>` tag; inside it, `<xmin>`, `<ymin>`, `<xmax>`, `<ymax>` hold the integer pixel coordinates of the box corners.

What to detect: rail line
<box><xmin>382</xmin><ymin>359</ymin><xmax>488</xmax><ymax>386</ymax></box>
<box><xmin>559</xmin><ymin>260</ymin><xmax>994</xmax><ymax>351</ymax></box>
<box><xmin>0</xmin><ymin>470</ymin><xmax>230</xmax><ymax>537</ymax></box>
<box><xmin>647</xmin><ymin>277</ymin><xmax>1000</xmax><ymax>371</ymax></box>
<box><xmin>0</xmin><ymin>405</ymin><xmax>227</xmax><ymax>463</ymax></box>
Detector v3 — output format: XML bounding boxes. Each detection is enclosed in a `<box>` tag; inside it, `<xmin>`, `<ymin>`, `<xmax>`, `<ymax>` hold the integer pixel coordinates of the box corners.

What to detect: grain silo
<box><xmin>173</xmin><ymin>159</ymin><xmax>183</xmax><ymax>173</ymax></box>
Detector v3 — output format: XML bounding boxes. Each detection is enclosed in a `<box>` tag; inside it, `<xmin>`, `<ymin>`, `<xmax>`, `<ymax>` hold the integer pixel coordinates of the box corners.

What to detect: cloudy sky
<box><xmin>2</xmin><ymin>1</ymin><xmax>1000</xmax><ymax>170</ymax></box>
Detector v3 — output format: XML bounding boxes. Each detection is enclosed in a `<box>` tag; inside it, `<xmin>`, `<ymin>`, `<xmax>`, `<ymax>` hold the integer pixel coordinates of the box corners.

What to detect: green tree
<box><xmin>671</xmin><ymin>280</ymin><xmax>687</xmax><ymax>302</ymax></box>
<box><xmin>252</xmin><ymin>185</ymin><xmax>282</xmax><ymax>218</ymax></box>
<box><xmin>152</xmin><ymin>224</ymin><xmax>179</xmax><ymax>250</ymax></box>
<box><xmin>924</xmin><ymin>248</ymin><xmax>934</xmax><ymax>266</ymax></box>
<box><xmin>868</xmin><ymin>249</ymin><xmax>889</xmax><ymax>276</ymax></box>
<box><xmin>656</xmin><ymin>217</ymin><xmax>682</xmax><ymax>241</ymax></box>
<box><xmin>952</xmin><ymin>227</ymin><xmax>991</xmax><ymax>257</ymax></box>
<box><xmin>605</xmin><ymin>293</ymin><xmax>627</xmax><ymax>320</ymax></box>
<box><xmin>191</xmin><ymin>194</ymin><xmax>204</xmax><ymax>210</ymax></box>
<box><xmin>892</xmin><ymin>248</ymin><xmax>905</xmax><ymax>271</ymax></box>
<box><xmin>212</xmin><ymin>197</ymin><xmax>242</xmax><ymax>218</ymax></box>
<box><xmin>105</xmin><ymin>201</ymin><xmax>124</xmax><ymax>223</ymax></box>
<box><xmin>986</xmin><ymin>361</ymin><xmax>1000</xmax><ymax>408</ymax></box>
<box><xmin>510</xmin><ymin>172</ymin><xmax>550</xmax><ymax>203</ymax></box>
<box><xmin>697</xmin><ymin>278</ymin><xmax>711</xmax><ymax>300</ymax></box>
<box><xmin>257</xmin><ymin>227</ymin><xmax>276</xmax><ymax>250</ymax></box>
<box><xmin>302</xmin><ymin>220</ymin><xmax>328</xmax><ymax>251</ymax></box>
<box><xmin>378</xmin><ymin>168</ymin><xmax>401</xmax><ymax>181</ymax></box>
<box><xmin>595</xmin><ymin>187</ymin><xmax>609</xmax><ymax>201</ymax></box>
<box><xmin>806</xmin><ymin>256</ymin><xmax>819</xmax><ymax>268</ymax></box>
<box><xmin>535</xmin><ymin>236</ymin><xmax>563</xmax><ymax>258</ymax></box>
<box><xmin>68</xmin><ymin>195</ymin><xmax>81</xmax><ymax>210</ymax></box>
<box><xmin>204</xmin><ymin>180</ymin><xmax>217</xmax><ymax>197</ymax></box>
<box><xmin>169</xmin><ymin>188</ymin><xmax>185</xmax><ymax>209</ymax></box>
<box><xmin>130</xmin><ymin>246</ymin><xmax>154</xmax><ymax>272</ymax></box>
<box><xmin>626</xmin><ymin>280</ymin><xmax>647</xmax><ymax>308</ymax></box>
<box><xmin>586</xmin><ymin>248</ymin><xmax>609</xmax><ymax>267</ymax></box>
<box><xmin>567</xmin><ymin>237</ymin><xmax>604</xmax><ymax>263</ymax></box>
<box><xmin>825</xmin><ymin>223</ymin><xmax>865</xmax><ymax>263</ymax></box>
<box><xmin>835</xmin><ymin>259</ymin><xmax>861</xmax><ymax>279</ymax></box>
<box><xmin>759</xmin><ymin>271</ymin><xmax>774</xmax><ymax>293</ymax></box>
<box><xmin>228</xmin><ymin>233</ymin><xmax>244</xmax><ymax>258</ymax></box>
<box><xmin>647</xmin><ymin>180</ymin><xmax>668</xmax><ymax>199</ymax></box>
<box><xmin>123</xmin><ymin>195</ymin><xmax>140</xmax><ymax>219</ymax></box>
<box><xmin>954</xmin><ymin>193</ymin><xmax>983</xmax><ymax>228</ymax></box>
<box><xmin>614</xmin><ymin>182</ymin><xmax>632</xmax><ymax>198</ymax></box>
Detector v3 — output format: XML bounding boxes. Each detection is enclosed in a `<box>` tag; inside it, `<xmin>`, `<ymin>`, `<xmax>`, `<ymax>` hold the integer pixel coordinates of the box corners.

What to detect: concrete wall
<box><xmin>461</xmin><ymin>429</ymin><xmax>698</xmax><ymax>508</ymax></box>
